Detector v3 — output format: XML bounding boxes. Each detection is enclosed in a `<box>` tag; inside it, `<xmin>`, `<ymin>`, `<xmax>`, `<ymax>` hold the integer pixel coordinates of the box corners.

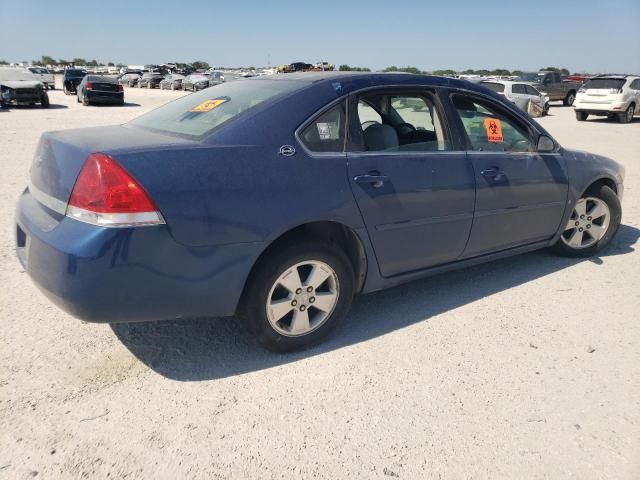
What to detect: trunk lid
<box><xmin>89</xmin><ymin>81</ymin><xmax>119</xmax><ymax>92</ymax></box>
<box><xmin>29</xmin><ymin>125</ymin><xmax>198</xmax><ymax>210</ymax></box>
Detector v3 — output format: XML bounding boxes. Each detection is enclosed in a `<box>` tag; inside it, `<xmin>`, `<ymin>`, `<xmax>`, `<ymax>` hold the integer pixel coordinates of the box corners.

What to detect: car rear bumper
<box><xmin>87</xmin><ymin>91</ymin><xmax>124</xmax><ymax>103</ymax></box>
<box><xmin>15</xmin><ymin>188</ymin><xmax>265</xmax><ymax>323</ymax></box>
<box><xmin>574</xmin><ymin>100</ymin><xmax>630</xmax><ymax>114</ymax></box>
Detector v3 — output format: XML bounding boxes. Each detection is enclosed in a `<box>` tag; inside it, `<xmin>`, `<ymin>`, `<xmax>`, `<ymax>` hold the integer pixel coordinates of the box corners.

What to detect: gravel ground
<box><xmin>0</xmin><ymin>80</ymin><xmax>639</xmax><ymax>480</ymax></box>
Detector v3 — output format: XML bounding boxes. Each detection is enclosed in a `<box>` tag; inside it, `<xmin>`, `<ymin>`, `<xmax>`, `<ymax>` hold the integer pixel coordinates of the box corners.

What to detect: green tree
<box><xmin>432</xmin><ymin>69</ymin><xmax>457</xmax><ymax>76</ymax></box>
<box><xmin>41</xmin><ymin>55</ymin><xmax>56</xmax><ymax>65</ymax></box>
<box><xmin>87</xmin><ymin>59</ymin><xmax>99</xmax><ymax>67</ymax></box>
<box><xmin>383</xmin><ymin>66</ymin><xmax>422</xmax><ymax>74</ymax></box>
<box><xmin>190</xmin><ymin>60</ymin><xmax>210</xmax><ymax>70</ymax></box>
<box><xmin>544</xmin><ymin>66</ymin><xmax>570</xmax><ymax>76</ymax></box>
<box><xmin>0</xmin><ymin>59</ymin><xmax>8</xmax><ymax>65</ymax></box>
<box><xmin>339</xmin><ymin>64</ymin><xmax>370</xmax><ymax>72</ymax></box>
<box><xmin>72</xmin><ymin>58</ymin><xmax>87</xmax><ymax>65</ymax></box>
<box><xmin>107</xmin><ymin>62</ymin><xmax>115</xmax><ymax>67</ymax></box>
<box><xmin>512</xmin><ymin>70</ymin><xmax>523</xmax><ymax>77</ymax></box>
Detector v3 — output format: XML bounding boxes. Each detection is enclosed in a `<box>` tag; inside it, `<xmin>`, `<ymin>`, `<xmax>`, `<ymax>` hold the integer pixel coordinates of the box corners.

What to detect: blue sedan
<box><xmin>16</xmin><ymin>73</ymin><xmax>625</xmax><ymax>351</ymax></box>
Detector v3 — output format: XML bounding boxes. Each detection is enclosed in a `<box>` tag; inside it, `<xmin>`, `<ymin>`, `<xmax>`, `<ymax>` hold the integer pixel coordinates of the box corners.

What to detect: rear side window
<box><xmin>629</xmin><ymin>79</ymin><xmax>640</xmax><ymax>90</ymax></box>
<box><xmin>583</xmin><ymin>78</ymin><xmax>626</xmax><ymax>90</ymax></box>
<box><xmin>299</xmin><ymin>102</ymin><xmax>346</xmax><ymax>153</ymax></box>
<box><xmin>451</xmin><ymin>94</ymin><xmax>534</xmax><ymax>153</ymax></box>
<box><xmin>483</xmin><ymin>82</ymin><xmax>505</xmax><ymax>93</ymax></box>
<box><xmin>129</xmin><ymin>80</ymin><xmax>303</xmax><ymax>138</ymax></box>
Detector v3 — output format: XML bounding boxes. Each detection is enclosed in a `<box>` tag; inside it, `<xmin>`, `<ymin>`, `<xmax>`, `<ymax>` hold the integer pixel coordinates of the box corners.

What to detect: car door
<box><xmin>346</xmin><ymin>88</ymin><xmax>476</xmax><ymax>277</ymax></box>
<box><xmin>510</xmin><ymin>83</ymin><xmax>529</xmax><ymax>111</ymax></box>
<box><xmin>446</xmin><ymin>91</ymin><xmax>568</xmax><ymax>257</ymax></box>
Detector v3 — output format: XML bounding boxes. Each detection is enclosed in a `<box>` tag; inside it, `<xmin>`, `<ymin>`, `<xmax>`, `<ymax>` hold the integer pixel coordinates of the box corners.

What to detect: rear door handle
<box><xmin>480</xmin><ymin>167</ymin><xmax>503</xmax><ymax>179</ymax></box>
<box><xmin>353</xmin><ymin>172</ymin><xmax>389</xmax><ymax>188</ymax></box>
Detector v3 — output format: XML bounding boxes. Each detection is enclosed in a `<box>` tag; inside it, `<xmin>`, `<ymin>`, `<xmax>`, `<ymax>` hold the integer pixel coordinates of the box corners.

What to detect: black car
<box><xmin>62</xmin><ymin>69</ymin><xmax>87</xmax><ymax>94</ymax></box>
<box><xmin>138</xmin><ymin>73</ymin><xmax>164</xmax><ymax>89</ymax></box>
<box><xmin>118</xmin><ymin>73</ymin><xmax>141</xmax><ymax>87</ymax></box>
<box><xmin>0</xmin><ymin>67</ymin><xmax>49</xmax><ymax>108</ymax></box>
<box><xmin>182</xmin><ymin>73</ymin><xmax>210</xmax><ymax>91</ymax></box>
<box><xmin>76</xmin><ymin>75</ymin><xmax>124</xmax><ymax>106</ymax></box>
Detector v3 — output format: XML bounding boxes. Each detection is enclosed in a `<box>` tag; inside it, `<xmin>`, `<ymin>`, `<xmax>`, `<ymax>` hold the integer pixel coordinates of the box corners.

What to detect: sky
<box><xmin>2</xmin><ymin>0</ymin><xmax>639</xmax><ymax>74</ymax></box>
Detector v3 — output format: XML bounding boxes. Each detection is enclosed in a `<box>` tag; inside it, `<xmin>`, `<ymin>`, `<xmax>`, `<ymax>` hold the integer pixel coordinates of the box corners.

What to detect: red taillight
<box><xmin>67</xmin><ymin>153</ymin><xmax>164</xmax><ymax>227</ymax></box>
<box><xmin>117</xmin><ymin>84</ymin><xmax>124</xmax><ymax>92</ymax></box>
<box><xmin>85</xmin><ymin>81</ymin><xmax>92</xmax><ymax>90</ymax></box>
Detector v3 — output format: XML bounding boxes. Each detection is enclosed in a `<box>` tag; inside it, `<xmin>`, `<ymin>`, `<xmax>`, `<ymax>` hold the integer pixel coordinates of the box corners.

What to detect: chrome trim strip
<box><xmin>28</xmin><ymin>182</ymin><xmax>67</xmax><ymax>215</ymax></box>
<box><xmin>376</xmin><ymin>212</ymin><xmax>473</xmax><ymax>231</ymax></box>
<box><xmin>66</xmin><ymin>206</ymin><xmax>166</xmax><ymax>228</ymax></box>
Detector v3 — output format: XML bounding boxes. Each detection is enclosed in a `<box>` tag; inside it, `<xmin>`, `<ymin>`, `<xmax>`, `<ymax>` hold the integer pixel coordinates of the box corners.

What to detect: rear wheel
<box><xmin>563</xmin><ymin>91</ymin><xmax>576</xmax><ymax>106</ymax></box>
<box><xmin>552</xmin><ymin>184</ymin><xmax>621</xmax><ymax>257</ymax></box>
<box><xmin>238</xmin><ymin>242</ymin><xmax>355</xmax><ymax>352</ymax></box>
<box><xmin>82</xmin><ymin>95</ymin><xmax>89</xmax><ymax>106</ymax></box>
<box><xmin>40</xmin><ymin>92</ymin><xmax>50</xmax><ymax>108</ymax></box>
<box><xmin>576</xmin><ymin>111</ymin><xmax>588</xmax><ymax>121</ymax></box>
<box><xmin>618</xmin><ymin>104</ymin><xmax>635</xmax><ymax>124</ymax></box>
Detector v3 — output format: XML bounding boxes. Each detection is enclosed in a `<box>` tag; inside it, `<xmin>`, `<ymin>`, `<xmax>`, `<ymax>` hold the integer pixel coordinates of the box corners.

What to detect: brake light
<box><xmin>85</xmin><ymin>82</ymin><xmax>92</xmax><ymax>90</ymax></box>
<box><xmin>66</xmin><ymin>153</ymin><xmax>164</xmax><ymax>227</ymax></box>
<box><xmin>117</xmin><ymin>84</ymin><xmax>124</xmax><ymax>92</ymax></box>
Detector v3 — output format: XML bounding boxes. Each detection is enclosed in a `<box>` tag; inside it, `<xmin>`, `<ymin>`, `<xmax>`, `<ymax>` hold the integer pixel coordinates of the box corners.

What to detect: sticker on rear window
<box><xmin>483</xmin><ymin>118</ymin><xmax>503</xmax><ymax>143</ymax></box>
<box><xmin>191</xmin><ymin>98</ymin><xmax>227</xmax><ymax>112</ymax></box>
<box><xmin>316</xmin><ymin>122</ymin><xmax>340</xmax><ymax>140</ymax></box>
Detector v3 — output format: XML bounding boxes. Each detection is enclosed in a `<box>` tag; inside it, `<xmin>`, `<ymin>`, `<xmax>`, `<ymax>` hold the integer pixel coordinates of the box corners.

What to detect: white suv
<box><xmin>481</xmin><ymin>81</ymin><xmax>550</xmax><ymax>116</ymax></box>
<box><xmin>574</xmin><ymin>76</ymin><xmax>640</xmax><ymax>123</ymax></box>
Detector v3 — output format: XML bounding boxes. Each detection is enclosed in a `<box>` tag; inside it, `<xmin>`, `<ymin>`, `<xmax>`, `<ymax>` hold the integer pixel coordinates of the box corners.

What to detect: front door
<box><xmin>447</xmin><ymin>92</ymin><xmax>568</xmax><ymax>257</ymax></box>
<box><xmin>346</xmin><ymin>89</ymin><xmax>476</xmax><ymax>277</ymax></box>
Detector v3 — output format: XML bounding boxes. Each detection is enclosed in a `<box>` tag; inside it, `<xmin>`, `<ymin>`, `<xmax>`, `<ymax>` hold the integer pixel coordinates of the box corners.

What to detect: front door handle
<box><xmin>480</xmin><ymin>167</ymin><xmax>503</xmax><ymax>179</ymax></box>
<box><xmin>353</xmin><ymin>172</ymin><xmax>389</xmax><ymax>188</ymax></box>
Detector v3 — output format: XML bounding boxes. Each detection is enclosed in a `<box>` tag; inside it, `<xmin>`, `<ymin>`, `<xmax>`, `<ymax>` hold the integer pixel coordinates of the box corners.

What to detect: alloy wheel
<box><xmin>560</xmin><ymin>197</ymin><xmax>610</xmax><ymax>249</ymax></box>
<box><xmin>266</xmin><ymin>260</ymin><xmax>339</xmax><ymax>337</ymax></box>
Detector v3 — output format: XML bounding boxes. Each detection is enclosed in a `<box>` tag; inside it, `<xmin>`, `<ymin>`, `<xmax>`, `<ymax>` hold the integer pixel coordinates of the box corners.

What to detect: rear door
<box><xmin>346</xmin><ymin>88</ymin><xmax>475</xmax><ymax>277</ymax></box>
<box><xmin>510</xmin><ymin>84</ymin><xmax>529</xmax><ymax>111</ymax></box>
<box><xmin>445</xmin><ymin>91</ymin><xmax>568</xmax><ymax>257</ymax></box>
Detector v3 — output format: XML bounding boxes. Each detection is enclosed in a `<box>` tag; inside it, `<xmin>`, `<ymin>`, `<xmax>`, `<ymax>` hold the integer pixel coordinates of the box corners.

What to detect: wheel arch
<box><xmin>583</xmin><ymin>176</ymin><xmax>618</xmax><ymax>196</ymax></box>
<box><xmin>240</xmin><ymin>221</ymin><xmax>369</xmax><ymax>304</ymax></box>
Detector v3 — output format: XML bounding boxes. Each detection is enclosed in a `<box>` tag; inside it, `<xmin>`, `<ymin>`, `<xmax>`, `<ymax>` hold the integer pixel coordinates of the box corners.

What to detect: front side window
<box><xmin>511</xmin><ymin>84</ymin><xmax>526</xmax><ymax>94</ymax></box>
<box><xmin>299</xmin><ymin>102</ymin><xmax>346</xmax><ymax>153</ymax></box>
<box><xmin>451</xmin><ymin>94</ymin><xmax>534</xmax><ymax>153</ymax></box>
<box><xmin>525</xmin><ymin>85</ymin><xmax>540</xmax><ymax>96</ymax></box>
<box><xmin>353</xmin><ymin>91</ymin><xmax>449</xmax><ymax>152</ymax></box>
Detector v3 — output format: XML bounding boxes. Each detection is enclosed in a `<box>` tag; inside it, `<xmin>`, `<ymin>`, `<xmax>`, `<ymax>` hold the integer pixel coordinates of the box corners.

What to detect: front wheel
<box><xmin>238</xmin><ymin>242</ymin><xmax>355</xmax><ymax>352</ymax></box>
<box><xmin>552</xmin><ymin>185</ymin><xmax>621</xmax><ymax>257</ymax></box>
<box><xmin>40</xmin><ymin>92</ymin><xmax>50</xmax><ymax>108</ymax></box>
<box><xmin>618</xmin><ymin>104</ymin><xmax>635</xmax><ymax>124</ymax></box>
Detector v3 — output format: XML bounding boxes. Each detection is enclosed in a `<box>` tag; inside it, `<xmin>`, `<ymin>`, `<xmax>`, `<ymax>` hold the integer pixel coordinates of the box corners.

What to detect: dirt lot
<box><xmin>0</xmin><ymin>81</ymin><xmax>639</xmax><ymax>480</ymax></box>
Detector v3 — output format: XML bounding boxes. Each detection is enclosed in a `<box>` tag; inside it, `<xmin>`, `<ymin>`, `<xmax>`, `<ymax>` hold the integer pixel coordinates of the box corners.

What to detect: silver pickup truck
<box><xmin>28</xmin><ymin>67</ymin><xmax>55</xmax><ymax>90</ymax></box>
<box><xmin>518</xmin><ymin>71</ymin><xmax>581</xmax><ymax>106</ymax></box>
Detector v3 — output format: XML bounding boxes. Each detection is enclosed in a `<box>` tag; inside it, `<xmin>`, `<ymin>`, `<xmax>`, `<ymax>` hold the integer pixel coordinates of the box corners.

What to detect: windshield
<box><xmin>482</xmin><ymin>82</ymin><xmax>505</xmax><ymax>93</ymax></box>
<box><xmin>128</xmin><ymin>79</ymin><xmax>304</xmax><ymax>138</ymax></box>
<box><xmin>66</xmin><ymin>70</ymin><xmax>86</xmax><ymax>78</ymax></box>
<box><xmin>582</xmin><ymin>78</ymin><xmax>626</xmax><ymax>90</ymax></box>
<box><xmin>0</xmin><ymin>68</ymin><xmax>37</xmax><ymax>81</ymax></box>
<box><xmin>517</xmin><ymin>73</ymin><xmax>544</xmax><ymax>83</ymax></box>
<box><xmin>29</xmin><ymin>68</ymin><xmax>48</xmax><ymax>74</ymax></box>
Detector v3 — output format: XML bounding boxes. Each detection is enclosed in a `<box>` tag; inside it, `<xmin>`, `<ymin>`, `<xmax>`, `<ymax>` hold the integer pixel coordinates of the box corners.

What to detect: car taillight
<box><xmin>66</xmin><ymin>153</ymin><xmax>164</xmax><ymax>227</ymax></box>
<box><xmin>117</xmin><ymin>84</ymin><xmax>124</xmax><ymax>92</ymax></box>
<box><xmin>85</xmin><ymin>82</ymin><xmax>92</xmax><ymax>90</ymax></box>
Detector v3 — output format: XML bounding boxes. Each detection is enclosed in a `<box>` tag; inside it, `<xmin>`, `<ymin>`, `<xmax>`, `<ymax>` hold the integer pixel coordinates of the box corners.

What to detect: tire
<box><xmin>76</xmin><ymin>94</ymin><xmax>80</xmax><ymax>103</ymax></box>
<box><xmin>82</xmin><ymin>95</ymin><xmax>89</xmax><ymax>106</ymax></box>
<box><xmin>618</xmin><ymin>104</ymin><xmax>635</xmax><ymax>124</ymax></box>
<box><xmin>576</xmin><ymin>111</ymin><xmax>588</xmax><ymax>121</ymax></box>
<box><xmin>238</xmin><ymin>241</ymin><xmax>355</xmax><ymax>352</ymax></box>
<box><xmin>63</xmin><ymin>85</ymin><xmax>69</xmax><ymax>95</ymax></box>
<box><xmin>563</xmin><ymin>91</ymin><xmax>576</xmax><ymax>106</ymax></box>
<box><xmin>552</xmin><ymin>184</ymin><xmax>621</xmax><ymax>257</ymax></box>
<box><xmin>170</xmin><ymin>83</ymin><xmax>175</xmax><ymax>91</ymax></box>
<box><xmin>40</xmin><ymin>93</ymin><xmax>50</xmax><ymax>108</ymax></box>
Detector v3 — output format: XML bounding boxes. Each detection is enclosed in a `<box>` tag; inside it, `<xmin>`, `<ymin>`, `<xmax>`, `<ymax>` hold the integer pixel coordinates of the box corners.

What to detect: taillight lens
<box><xmin>85</xmin><ymin>82</ymin><xmax>92</xmax><ymax>90</ymax></box>
<box><xmin>66</xmin><ymin>153</ymin><xmax>164</xmax><ymax>227</ymax></box>
<box><xmin>117</xmin><ymin>84</ymin><xmax>124</xmax><ymax>92</ymax></box>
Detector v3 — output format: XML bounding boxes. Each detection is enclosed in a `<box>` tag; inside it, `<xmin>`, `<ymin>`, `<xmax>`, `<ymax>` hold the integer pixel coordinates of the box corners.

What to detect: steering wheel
<box><xmin>361</xmin><ymin>120</ymin><xmax>381</xmax><ymax>131</ymax></box>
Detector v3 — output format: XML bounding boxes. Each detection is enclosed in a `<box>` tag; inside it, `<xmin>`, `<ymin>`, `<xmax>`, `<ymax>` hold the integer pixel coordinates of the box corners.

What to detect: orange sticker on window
<box><xmin>484</xmin><ymin>118</ymin><xmax>503</xmax><ymax>143</ymax></box>
<box><xmin>191</xmin><ymin>98</ymin><xmax>227</xmax><ymax>112</ymax></box>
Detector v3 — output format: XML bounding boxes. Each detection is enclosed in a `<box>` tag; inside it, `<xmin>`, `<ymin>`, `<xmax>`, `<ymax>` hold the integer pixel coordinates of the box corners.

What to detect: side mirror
<box><xmin>537</xmin><ymin>135</ymin><xmax>555</xmax><ymax>153</ymax></box>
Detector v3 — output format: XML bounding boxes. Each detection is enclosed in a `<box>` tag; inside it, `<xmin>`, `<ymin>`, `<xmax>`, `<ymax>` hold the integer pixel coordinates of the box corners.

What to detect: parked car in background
<box><xmin>159</xmin><ymin>74</ymin><xmax>185</xmax><ymax>90</ymax></box>
<box><xmin>28</xmin><ymin>67</ymin><xmax>55</xmax><ymax>90</ymax></box>
<box><xmin>16</xmin><ymin>73</ymin><xmax>625</xmax><ymax>352</ymax></box>
<box><xmin>574</xmin><ymin>75</ymin><xmax>640</xmax><ymax>123</ymax></box>
<box><xmin>138</xmin><ymin>73</ymin><xmax>164</xmax><ymax>89</ymax></box>
<box><xmin>208</xmin><ymin>71</ymin><xmax>225</xmax><ymax>86</ymax></box>
<box><xmin>0</xmin><ymin>68</ymin><xmax>49</xmax><ymax>108</ymax></box>
<box><xmin>118</xmin><ymin>73</ymin><xmax>141</xmax><ymax>87</ymax></box>
<box><xmin>482</xmin><ymin>80</ymin><xmax>549</xmax><ymax>115</ymax></box>
<box><xmin>76</xmin><ymin>75</ymin><xmax>124</xmax><ymax>106</ymax></box>
<box><xmin>518</xmin><ymin>71</ymin><xmax>580</xmax><ymax>106</ymax></box>
<box><xmin>62</xmin><ymin>69</ymin><xmax>87</xmax><ymax>94</ymax></box>
<box><xmin>182</xmin><ymin>73</ymin><xmax>210</xmax><ymax>91</ymax></box>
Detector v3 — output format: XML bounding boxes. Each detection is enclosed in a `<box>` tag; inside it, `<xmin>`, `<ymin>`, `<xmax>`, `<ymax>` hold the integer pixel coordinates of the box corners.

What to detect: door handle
<box><xmin>480</xmin><ymin>167</ymin><xmax>503</xmax><ymax>179</ymax></box>
<box><xmin>353</xmin><ymin>172</ymin><xmax>389</xmax><ymax>188</ymax></box>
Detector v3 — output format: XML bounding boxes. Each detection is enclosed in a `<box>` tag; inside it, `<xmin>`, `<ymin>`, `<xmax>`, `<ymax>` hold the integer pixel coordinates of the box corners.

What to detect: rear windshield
<box><xmin>128</xmin><ymin>79</ymin><xmax>303</xmax><ymax>138</ymax></box>
<box><xmin>482</xmin><ymin>82</ymin><xmax>505</xmax><ymax>93</ymax></box>
<box><xmin>582</xmin><ymin>78</ymin><xmax>626</xmax><ymax>90</ymax></box>
<box><xmin>66</xmin><ymin>69</ymin><xmax>86</xmax><ymax>77</ymax></box>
